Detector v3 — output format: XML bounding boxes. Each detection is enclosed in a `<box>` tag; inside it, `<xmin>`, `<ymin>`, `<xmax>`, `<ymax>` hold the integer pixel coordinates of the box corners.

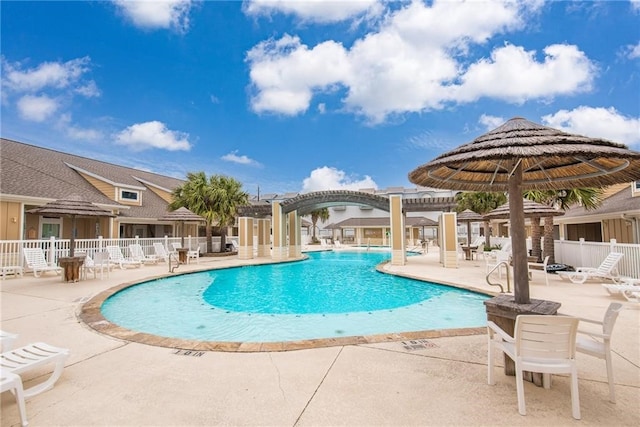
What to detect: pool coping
<box><xmin>78</xmin><ymin>257</ymin><xmax>489</xmax><ymax>352</ymax></box>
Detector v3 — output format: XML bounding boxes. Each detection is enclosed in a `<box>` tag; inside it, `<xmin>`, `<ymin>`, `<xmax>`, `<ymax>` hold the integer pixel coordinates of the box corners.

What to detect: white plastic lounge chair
<box><xmin>129</xmin><ymin>244</ymin><xmax>158</xmax><ymax>265</ymax></box>
<box><xmin>105</xmin><ymin>246</ymin><xmax>142</xmax><ymax>269</ymax></box>
<box><xmin>528</xmin><ymin>255</ymin><xmax>550</xmax><ymax>286</ymax></box>
<box><xmin>171</xmin><ymin>242</ymin><xmax>182</xmax><ymax>253</ymax></box>
<box><xmin>22</xmin><ymin>248</ymin><xmax>62</xmax><ymax>277</ymax></box>
<box><xmin>488</xmin><ymin>315</ymin><xmax>581</xmax><ymax>420</ymax></box>
<box><xmin>1</xmin><ymin>371</ymin><xmax>28</xmax><ymax>426</ymax></box>
<box><xmin>602</xmin><ymin>279</ymin><xmax>640</xmax><ymax>303</ymax></box>
<box><xmin>1</xmin><ymin>330</ymin><xmax>18</xmax><ymax>353</ymax></box>
<box><xmin>557</xmin><ymin>252</ymin><xmax>624</xmax><ymax>284</ymax></box>
<box><xmin>575</xmin><ymin>302</ymin><xmax>623</xmax><ymax>403</ymax></box>
<box><xmin>153</xmin><ymin>243</ymin><xmax>171</xmax><ymax>263</ymax></box>
<box><xmin>1</xmin><ymin>342</ymin><xmax>69</xmax><ymax>398</ymax></box>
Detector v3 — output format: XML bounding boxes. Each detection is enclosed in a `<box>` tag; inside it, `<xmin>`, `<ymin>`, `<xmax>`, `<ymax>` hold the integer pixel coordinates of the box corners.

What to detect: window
<box><xmin>40</xmin><ymin>217</ymin><xmax>62</xmax><ymax>238</ymax></box>
<box><xmin>120</xmin><ymin>190</ymin><xmax>139</xmax><ymax>201</ymax></box>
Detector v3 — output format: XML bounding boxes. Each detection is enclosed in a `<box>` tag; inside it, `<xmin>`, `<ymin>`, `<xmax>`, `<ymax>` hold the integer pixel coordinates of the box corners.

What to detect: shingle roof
<box><xmin>1</xmin><ymin>138</ymin><xmax>185</xmax><ymax>219</ymax></box>
<box><xmin>561</xmin><ymin>186</ymin><xmax>639</xmax><ymax>218</ymax></box>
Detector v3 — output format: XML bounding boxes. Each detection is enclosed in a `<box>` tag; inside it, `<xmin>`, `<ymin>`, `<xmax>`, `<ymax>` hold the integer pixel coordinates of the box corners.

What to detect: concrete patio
<box><xmin>1</xmin><ymin>249</ymin><xmax>639</xmax><ymax>426</ymax></box>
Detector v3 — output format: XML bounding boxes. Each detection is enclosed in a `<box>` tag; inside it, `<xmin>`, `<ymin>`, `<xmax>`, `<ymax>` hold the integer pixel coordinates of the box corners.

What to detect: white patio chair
<box><xmin>105</xmin><ymin>246</ymin><xmax>142</xmax><ymax>269</ymax></box>
<box><xmin>187</xmin><ymin>247</ymin><xmax>200</xmax><ymax>264</ymax></box>
<box><xmin>575</xmin><ymin>302</ymin><xmax>623</xmax><ymax>403</ymax></box>
<box><xmin>488</xmin><ymin>315</ymin><xmax>581</xmax><ymax>420</ymax></box>
<box><xmin>528</xmin><ymin>255</ymin><xmax>550</xmax><ymax>286</ymax></box>
<box><xmin>602</xmin><ymin>279</ymin><xmax>640</xmax><ymax>304</ymax></box>
<box><xmin>1</xmin><ymin>371</ymin><xmax>28</xmax><ymax>426</ymax></box>
<box><xmin>129</xmin><ymin>244</ymin><xmax>158</xmax><ymax>265</ymax></box>
<box><xmin>1</xmin><ymin>341</ymin><xmax>70</xmax><ymax>398</ymax></box>
<box><xmin>557</xmin><ymin>252</ymin><xmax>624</xmax><ymax>284</ymax></box>
<box><xmin>22</xmin><ymin>248</ymin><xmax>62</xmax><ymax>277</ymax></box>
<box><xmin>80</xmin><ymin>252</ymin><xmax>112</xmax><ymax>280</ymax></box>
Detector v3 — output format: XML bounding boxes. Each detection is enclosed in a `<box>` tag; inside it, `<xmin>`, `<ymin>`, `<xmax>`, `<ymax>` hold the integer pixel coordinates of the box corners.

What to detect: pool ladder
<box><xmin>168</xmin><ymin>252</ymin><xmax>180</xmax><ymax>273</ymax></box>
<box><xmin>486</xmin><ymin>261</ymin><xmax>511</xmax><ymax>293</ymax></box>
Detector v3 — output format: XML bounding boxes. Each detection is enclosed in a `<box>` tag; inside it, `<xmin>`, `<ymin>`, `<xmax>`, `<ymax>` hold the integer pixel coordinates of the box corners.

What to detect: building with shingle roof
<box><xmin>1</xmin><ymin>138</ymin><xmax>185</xmax><ymax>240</ymax></box>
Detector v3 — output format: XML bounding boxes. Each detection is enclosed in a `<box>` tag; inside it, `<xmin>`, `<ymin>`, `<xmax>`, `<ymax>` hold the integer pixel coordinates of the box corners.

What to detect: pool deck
<box><xmin>2</xmin><ymin>248</ymin><xmax>639</xmax><ymax>426</ymax></box>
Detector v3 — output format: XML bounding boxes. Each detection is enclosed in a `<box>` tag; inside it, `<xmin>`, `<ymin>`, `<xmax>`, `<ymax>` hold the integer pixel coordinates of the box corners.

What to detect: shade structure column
<box><xmin>389</xmin><ymin>195</ymin><xmax>406</xmax><ymax>265</ymax></box>
<box><xmin>288</xmin><ymin>211</ymin><xmax>301</xmax><ymax>258</ymax></box>
<box><xmin>271</xmin><ymin>201</ymin><xmax>287</xmax><ymax>260</ymax></box>
<box><xmin>237</xmin><ymin>217</ymin><xmax>254</xmax><ymax>260</ymax></box>
<box><xmin>257</xmin><ymin>218</ymin><xmax>270</xmax><ymax>257</ymax></box>
<box><xmin>440</xmin><ymin>212</ymin><xmax>459</xmax><ymax>268</ymax></box>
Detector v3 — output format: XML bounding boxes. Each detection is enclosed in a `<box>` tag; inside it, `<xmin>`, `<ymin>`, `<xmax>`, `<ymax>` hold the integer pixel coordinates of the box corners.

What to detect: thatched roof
<box><xmin>456</xmin><ymin>209</ymin><xmax>483</xmax><ymax>222</ymax></box>
<box><xmin>26</xmin><ymin>194</ymin><xmax>116</xmax><ymax>217</ymax></box>
<box><xmin>157</xmin><ymin>207</ymin><xmax>205</xmax><ymax>222</ymax></box>
<box><xmin>408</xmin><ymin>117</ymin><xmax>640</xmax><ymax>192</ymax></box>
<box><xmin>484</xmin><ymin>199</ymin><xmax>564</xmax><ymax>220</ymax></box>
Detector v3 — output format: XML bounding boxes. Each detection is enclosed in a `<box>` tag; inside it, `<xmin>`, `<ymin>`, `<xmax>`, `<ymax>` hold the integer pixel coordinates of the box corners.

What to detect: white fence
<box><xmin>554</xmin><ymin>238</ymin><xmax>640</xmax><ymax>279</ymax></box>
<box><xmin>0</xmin><ymin>236</ymin><xmax>210</xmax><ymax>270</ymax></box>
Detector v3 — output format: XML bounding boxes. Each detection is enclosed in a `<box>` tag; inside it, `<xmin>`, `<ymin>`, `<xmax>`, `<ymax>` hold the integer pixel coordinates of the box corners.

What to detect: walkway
<box><xmin>1</xmin><ymin>249</ymin><xmax>638</xmax><ymax>426</ymax></box>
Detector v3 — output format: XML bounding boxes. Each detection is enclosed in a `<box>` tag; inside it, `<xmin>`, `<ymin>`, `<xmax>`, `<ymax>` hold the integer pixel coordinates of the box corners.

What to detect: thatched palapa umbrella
<box><xmin>158</xmin><ymin>207</ymin><xmax>206</xmax><ymax>248</ymax></box>
<box><xmin>27</xmin><ymin>194</ymin><xmax>116</xmax><ymax>257</ymax></box>
<box><xmin>457</xmin><ymin>209</ymin><xmax>483</xmax><ymax>248</ymax></box>
<box><xmin>409</xmin><ymin>117</ymin><xmax>640</xmax><ymax>305</ymax></box>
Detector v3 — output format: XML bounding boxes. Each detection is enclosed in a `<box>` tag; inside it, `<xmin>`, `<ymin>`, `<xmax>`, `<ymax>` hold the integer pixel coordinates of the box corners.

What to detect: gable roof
<box><xmin>0</xmin><ymin>138</ymin><xmax>185</xmax><ymax>218</ymax></box>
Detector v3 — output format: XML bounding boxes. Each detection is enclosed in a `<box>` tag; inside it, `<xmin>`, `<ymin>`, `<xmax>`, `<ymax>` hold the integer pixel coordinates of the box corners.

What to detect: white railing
<box><xmin>555</xmin><ymin>238</ymin><xmax>640</xmax><ymax>279</ymax></box>
<box><xmin>0</xmin><ymin>236</ymin><xmax>210</xmax><ymax>270</ymax></box>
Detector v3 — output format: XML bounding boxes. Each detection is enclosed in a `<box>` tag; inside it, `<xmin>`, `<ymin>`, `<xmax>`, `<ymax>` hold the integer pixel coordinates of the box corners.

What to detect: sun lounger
<box><xmin>557</xmin><ymin>252</ymin><xmax>624</xmax><ymax>284</ymax></box>
<box><xmin>602</xmin><ymin>279</ymin><xmax>640</xmax><ymax>303</ymax></box>
<box><xmin>153</xmin><ymin>243</ymin><xmax>172</xmax><ymax>263</ymax></box>
<box><xmin>106</xmin><ymin>246</ymin><xmax>142</xmax><ymax>269</ymax></box>
<box><xmin>22</xmin><ymin>247</ymin><xmax>62</xmax><ymax>277</ymax></box>
<box><xmin>1</xmin><ymin>342</ymin><xmax>69</xmax><ymax>398</ymax></box>
<box><xmin>129</xmin><ymin>244</ymin><xmax>158</xmax><ymax>265</ymax></box>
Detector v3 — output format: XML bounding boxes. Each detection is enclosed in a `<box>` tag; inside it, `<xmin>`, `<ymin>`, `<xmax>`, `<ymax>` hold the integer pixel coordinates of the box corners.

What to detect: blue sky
<box><xmin>2</xmin><ymin>1</ymin><xmax>639</xmax><ymax>195</ymax></box>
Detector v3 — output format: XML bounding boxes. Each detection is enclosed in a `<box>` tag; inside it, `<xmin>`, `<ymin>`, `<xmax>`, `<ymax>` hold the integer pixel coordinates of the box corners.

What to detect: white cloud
<box><xmin>479</xmin><ymin>114</ymin><xmax>505</xmax><ymax>130</ymax></box>
<box><xmin>247</xmin><ymin>34</ymin><xmax>351</xmax><ymax>115</ymax></box>
<box><xmin>16</xmin><ymin>94</ymin><xmax>59</xmax><ymax>122</ymax></box>
<box><xmin>114</xmin><ymin>0</ymin><xmax>193</xmax><ymax>32</ymax></box>
<box><xmin>243</xmin><ymin>0</ymin><xmax>381</xmax><ymax>23</ymax></box>
<box><xmin>632</xmin><ymin>0</ymin><xmax>640</xmax><ymax>12</ymax></box>
<box><xmin>221</xmin><ymin>151</ymin><xmax>260</xmax><ymax>166</ymax></box>
<box><xmin>75</xmin><ymin>80</ymin><xmax>101</xmax><ymax>98</ymax></box>
<box><xmin>2</xmin><ymin>56</ymin><xmax>92</xmax><ymax>92</ymax></box>
<box><xmin>455</xmin><ymin>44</ymin><xmax>595</xmax><ymax>103</ymax></box>
<box><xmin>115</xmin><ymin>121</ymin><xmax>192</xmax><ymax>151</ymax></box>
<box><xmin>57</xmin><ymin>114</ymin><xmax>102</xmax><ymax>141</ymax></box>
<box><xmin>301</xmin><ymin>166</ymin><xmax>377</xmax><ymax>192</ymax></box>
<box><xmin>625</xmin><ymin>42</ymin><xmax>640</xmax><ymax>59</ymax></box>
<box><xmin>246</xmin><ymin>1</ymin><xmax>592</xmax><ymax>123</ymax></box>
<box><xmin>542</xmin><ymin>106</ymin><xmax>640</xmax><ymax>147</ymax></box>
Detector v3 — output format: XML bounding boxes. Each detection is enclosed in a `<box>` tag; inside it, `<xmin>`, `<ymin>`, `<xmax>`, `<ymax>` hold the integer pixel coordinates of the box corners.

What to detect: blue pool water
<box><xmin>101</xmin><ymin>251</ymin><xmax>489</xmax><ymax>342</ymax></box>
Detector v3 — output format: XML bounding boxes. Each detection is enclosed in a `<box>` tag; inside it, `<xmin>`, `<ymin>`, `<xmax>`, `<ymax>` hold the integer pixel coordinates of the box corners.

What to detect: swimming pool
<box><xmin>100</xmin><ymin>251</ymin><xmax>489</xmax><ymax>343</ymax></box>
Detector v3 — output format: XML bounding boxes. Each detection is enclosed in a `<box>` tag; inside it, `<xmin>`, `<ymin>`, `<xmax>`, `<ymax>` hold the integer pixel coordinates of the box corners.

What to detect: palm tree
<box><xmin>455</xmin><ymin>191</ymin><xmax>507</xmax><ymax>247</ymax></box>
<box><xmin>309</xmin><ymin>208</ymin><xmax>330</xmax><ymax>243</ymax></box>
<box><xmin>544</xmin><ymin>188</ymin><xmax>602</xmax><ymax>264</ymax></box>
<box><xmin>523</xmin><ymin>190</ymin><xmax>548</xmax><ymax>262</ymax></box>
<box><xmin>209</xmin><ymin>175</ymin><xmax>249</xmax><ymax>252</ymax></box>
<box><xmin>524</xmin><ymin>188</ymin><xmax>602</xmax><ymax>264</ymax></box>
<box><xmin>170</xmin><ymin>172</ymin><xmax>248</xmax><ymax>253</ymax></box>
